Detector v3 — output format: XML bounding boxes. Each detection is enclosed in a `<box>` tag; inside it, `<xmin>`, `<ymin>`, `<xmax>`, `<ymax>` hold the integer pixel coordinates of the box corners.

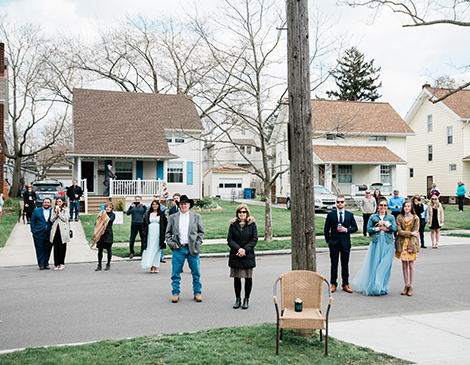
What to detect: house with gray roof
<box><xmin>67</xmin><ymin>88</ymin><xmax>204</xmax><ymax>207</ymax></box>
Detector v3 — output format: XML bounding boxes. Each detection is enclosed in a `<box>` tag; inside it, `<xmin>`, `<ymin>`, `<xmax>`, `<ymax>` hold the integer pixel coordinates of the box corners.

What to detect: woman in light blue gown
<box><xmin>352</xmin><ymin>198</ymin><xmax>397</xmax><ymax>295</ymax></box>
<box><xmin>141</xmin><ymin>201</ymin><xmax>168</xmax><ymax>273</ymax></box>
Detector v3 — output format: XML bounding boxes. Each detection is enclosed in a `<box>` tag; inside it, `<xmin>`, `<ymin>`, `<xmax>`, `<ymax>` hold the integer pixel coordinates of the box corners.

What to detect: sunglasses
<box><xmin>431</xmin><ymin>199</ymin><xmax>438</xmax><ymax>201</ymax></box>
<box><xmin>379</xmin><ymin>204</ymin><xmax>387</xmax><ymax>207</ymax></box>
<box><xmin>336</xmin><ymin>201</ymin><xmax>345</xmax><ymax>204</ymax></box>
<box><xmin>365</xmin><ymin>192</ymin><xmax>371</xmax><ymax>194</ymax></box>
<box><xmin>238</xmin><ymin>211</ymin><xmax>248</xmax><ymax>214</ymax></box>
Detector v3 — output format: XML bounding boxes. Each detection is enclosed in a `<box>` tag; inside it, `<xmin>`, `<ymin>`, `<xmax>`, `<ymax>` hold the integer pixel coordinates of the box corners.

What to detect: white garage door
<box><xmin>218</xmin><ymin>178</ymin><xmax>243</xmax><ymax>199</ymax></box>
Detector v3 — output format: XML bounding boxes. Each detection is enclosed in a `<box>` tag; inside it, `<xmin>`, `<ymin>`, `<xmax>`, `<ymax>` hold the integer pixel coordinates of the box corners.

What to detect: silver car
<box><xmin>31</xmin><ymin>180</ymin><xmax>66</xmax><ymax>205</ymax></box>
<box><xmin>286</xmin><ymin>185</ymin><xmax>336</xmax><ymax>211</ymax></box>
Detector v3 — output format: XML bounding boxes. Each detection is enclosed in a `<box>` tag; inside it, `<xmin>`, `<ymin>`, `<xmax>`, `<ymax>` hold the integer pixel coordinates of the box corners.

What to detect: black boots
<box><xmin>95</xmin><ymin>264</ymin><xmax>102</xmax><ymax>271</ymax></box>
<box><xmin>233</xmin><ymin>298</ymin><xmax>241</xmax><ymax>309</ymax></box>
<box><xmin>105</xmin><ymin>263</ymin><xmax>111</xmax><ymax>271</ymax></box>
<box><xmin>242</xmin><ymin>298</ymin><xmax>249</xmax><ymax>310</ymax></box>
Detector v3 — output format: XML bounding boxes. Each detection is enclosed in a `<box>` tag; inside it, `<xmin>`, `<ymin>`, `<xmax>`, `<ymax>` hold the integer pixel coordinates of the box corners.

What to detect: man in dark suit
<box><xmin>30</xmin><ymin>198</ymin><xmax>53</xmax><ymax>270</ymax></box>
<box><xmin>324</xmin><ymin>195</ymin><xmax>358</xmax><ymax>293</ymax></box>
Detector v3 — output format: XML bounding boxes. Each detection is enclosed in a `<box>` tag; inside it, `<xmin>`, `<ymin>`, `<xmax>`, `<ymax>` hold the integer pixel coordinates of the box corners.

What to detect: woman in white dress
<box><xmin>141</xmin><ymin>201</ymin><xmax>168</xmax><ymax>273</ymax></box>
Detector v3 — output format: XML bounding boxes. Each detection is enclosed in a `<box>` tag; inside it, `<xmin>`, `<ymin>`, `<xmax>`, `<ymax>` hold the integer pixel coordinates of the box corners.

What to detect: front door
<box><xmin>426</xmin><ymin>176</ymin><xmax>433</xmax><ymax>198</ymax></box>
<box><xmin>82</xmin><ymin>161</ymin><xmax>94</xmax><ymax>193</ymax></box>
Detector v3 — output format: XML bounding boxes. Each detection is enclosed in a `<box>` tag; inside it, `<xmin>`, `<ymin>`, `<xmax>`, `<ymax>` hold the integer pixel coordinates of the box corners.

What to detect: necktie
<box><xmin>339</xmin><ymin>211</ymin><xmax>343</xmax><ymax>224</ymax></box>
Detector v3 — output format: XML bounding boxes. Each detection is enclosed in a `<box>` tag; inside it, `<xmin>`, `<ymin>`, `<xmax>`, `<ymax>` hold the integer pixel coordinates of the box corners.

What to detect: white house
<box><xmin>274</xmin><ymin>99</ymin><xmax>415</xmax><ymax>203</ymax></box>
<box><xmin>67</xmin><ymin>88</ymin><xmax>204</xmax><ymax>207</ymax></box>
<box><xmin>405</xmin><ymin>84</ymin><xmax>470</xmax><ymax>203</ymax></box>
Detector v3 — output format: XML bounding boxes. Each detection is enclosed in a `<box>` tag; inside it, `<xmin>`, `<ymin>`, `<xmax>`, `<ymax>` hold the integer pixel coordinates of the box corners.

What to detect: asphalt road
<box><xmin>1</xmin><ymin>245</ymin><xmax>470</xmax><ymax>352</ymax></box>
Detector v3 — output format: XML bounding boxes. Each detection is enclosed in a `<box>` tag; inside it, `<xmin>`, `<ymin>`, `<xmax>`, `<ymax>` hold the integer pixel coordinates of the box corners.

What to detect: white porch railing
<box><xmin>109</xmin><ymin>179</ymin><xmax>164</xmax><ymax>197</ymax></box>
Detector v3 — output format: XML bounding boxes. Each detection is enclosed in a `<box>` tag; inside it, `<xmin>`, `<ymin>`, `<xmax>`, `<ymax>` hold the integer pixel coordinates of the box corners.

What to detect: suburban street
<box><xmin>1</xmin><ymin>244</ymin><xmax>469</xmax><ymax>354</ymax></box>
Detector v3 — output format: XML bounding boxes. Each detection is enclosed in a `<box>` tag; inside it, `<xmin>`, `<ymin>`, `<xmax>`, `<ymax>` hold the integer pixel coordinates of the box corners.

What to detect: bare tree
<box><xmin>339</xmin><ymin>0</ymin><xmax>470</xmax><ymax>101</ymax></box>
<box><xmin>1</xmin><ymin>14</ymin><xmax>70</xmax><ymax>197</ymax></box>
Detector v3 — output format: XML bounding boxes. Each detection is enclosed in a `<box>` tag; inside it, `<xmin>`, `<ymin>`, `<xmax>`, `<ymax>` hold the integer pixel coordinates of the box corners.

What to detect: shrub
<box><xmin>116</xmin><ymin>199</ymin><xmax>125</xmax><ymax>211</ymax></box>
<box><xmin>194</xmin><ymin>198</ymin><xmax>218</xmax><ymax>210</ymax></box>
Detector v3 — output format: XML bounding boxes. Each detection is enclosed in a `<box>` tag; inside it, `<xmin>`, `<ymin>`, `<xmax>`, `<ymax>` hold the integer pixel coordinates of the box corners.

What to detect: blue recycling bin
<box><xmin>244</xmin><ymin>188</ymin><xmax>252</xmax><ymax>199</ymax></box>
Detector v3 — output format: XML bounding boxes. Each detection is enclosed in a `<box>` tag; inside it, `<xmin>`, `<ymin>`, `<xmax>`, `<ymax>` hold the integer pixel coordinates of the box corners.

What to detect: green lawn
<box><xmin>0</xmin><ymin>323</ymin><xmax>409</xmax><ymax>365</ymax></box>
<box><xmin>439</xmin><ymin>205</ymin><xmax>470</xmax><ymax>230</ymax></box>
<box><xmin>0</xmin><ymin>198</ymin><xmax>20</xmax><ymax>248</ymax></box>
<box><xmin>80</xmin><ymin>200</ymin><xmax>327</xmax><ymax>244</ymax></box>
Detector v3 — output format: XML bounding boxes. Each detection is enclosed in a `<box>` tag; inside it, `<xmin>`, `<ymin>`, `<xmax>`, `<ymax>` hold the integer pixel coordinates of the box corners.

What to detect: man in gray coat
<box><xmin>165</xmin><ymin>195</ymin><xmax>204</xmax><ymax>303</ymax></box>
<box><xmin>359</xmin><ymin>190</ymin><xmax>376</xmax><ymax>236</ymax></box>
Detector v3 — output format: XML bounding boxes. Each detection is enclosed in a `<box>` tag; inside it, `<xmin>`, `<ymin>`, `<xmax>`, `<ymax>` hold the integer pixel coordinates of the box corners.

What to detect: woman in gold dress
<box><xmin>395</xmin><ymin>200</ymin><xmax>420</xmax><ymax>296</ymax></box>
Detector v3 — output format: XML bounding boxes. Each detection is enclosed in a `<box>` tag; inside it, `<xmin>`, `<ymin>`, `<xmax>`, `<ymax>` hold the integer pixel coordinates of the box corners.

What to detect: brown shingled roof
<box><xmin>210</xmin><ymin>163</ymin><xmax>251</xmax><ymax>173</ymax></box>
<box><xmin>424</xmin><ymin>86</ymin><xmax>470</xmax><ymax>119</ymax></box>
<box><xmin>72</xmin><ymin>88</ymin><xmax>203</xmax><ymax>157</ymax></box>
<box><xmin>312</xmin><ymin>145</ymin><xmax>406</xmax><ymax>164</ymax></box>
<box><xmin>311</xmin><ymin>99</ymin><xmax>414</xmax><ymax>135</ymax></box>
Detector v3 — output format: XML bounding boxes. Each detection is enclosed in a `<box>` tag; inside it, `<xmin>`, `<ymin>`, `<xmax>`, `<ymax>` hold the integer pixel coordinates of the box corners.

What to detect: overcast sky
<box><xmin>1</xmin><ymin>0</ymin><xmax>469</xmax><ymax>117</ymax></box>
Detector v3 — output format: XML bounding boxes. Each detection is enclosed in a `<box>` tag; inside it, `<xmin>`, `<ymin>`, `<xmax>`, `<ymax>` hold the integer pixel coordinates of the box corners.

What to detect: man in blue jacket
<box><xmin>324</xmin><ymin>196</ymin><xmax>358</xmax><ymax>293</ymax></box>
<box><xmin>126</xmin><ymin>196</ymin><xmax>147</xmax><ymax>258</ymax></box>
<box><xmin>30</xmin><ymin>198</ymin><xmax>53</xmax><ymax>270</ymax></box>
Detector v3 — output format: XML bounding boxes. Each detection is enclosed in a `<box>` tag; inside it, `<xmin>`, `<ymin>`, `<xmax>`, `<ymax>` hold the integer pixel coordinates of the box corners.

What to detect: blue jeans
<box><xmin>171</xmin><ymin>246</ymin><xmax>202</xmax><ymax>296</ymax></box>
<box><xmin>70</xmin><ymin>201</ymin><xmax>79</xmax><ymax>220</ymax></box>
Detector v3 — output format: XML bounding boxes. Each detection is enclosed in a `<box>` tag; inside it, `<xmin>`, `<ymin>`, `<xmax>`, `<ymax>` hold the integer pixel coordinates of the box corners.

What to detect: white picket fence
<box><xmin>109</xmin><ymin>179</ymin><xmax>164</xmax><ymax>197</ymax></box>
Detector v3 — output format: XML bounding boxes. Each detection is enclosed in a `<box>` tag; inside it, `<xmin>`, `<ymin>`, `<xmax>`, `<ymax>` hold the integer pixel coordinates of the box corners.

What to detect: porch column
<box><xmin>324</xmin><ymin>163</ymin><xmax>333</xmax><ymax>191</ymax></box>
<box><xmin>391</xmin><ymin>165</ymin><xmax>397</xmax><ymax>192</ymax></box>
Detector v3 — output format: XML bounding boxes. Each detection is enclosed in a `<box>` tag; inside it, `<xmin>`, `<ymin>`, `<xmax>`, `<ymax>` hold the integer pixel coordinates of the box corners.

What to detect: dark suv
<box><xmin>31</xmin><ymin>180</ymin><xmax>66</xmax><ymax>205</ymax></box>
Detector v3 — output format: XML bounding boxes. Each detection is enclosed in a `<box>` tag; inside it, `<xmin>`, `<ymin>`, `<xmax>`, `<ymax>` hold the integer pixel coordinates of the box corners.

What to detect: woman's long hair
<box><xmin>55</xmin><ymin>197</ymin><xmax>66</xmax><ymax>211</ymax></box>
<box><xmin>429</xmin><ymin>196</ymin><xmax>440</xmax><ymax>209</ymax></box>
<box><xmin>399</xmin><ymin>200</ymin><xmax>416</xmax><ymax>216</ymax></box>
<box><xmin>149</xmin><ymin>200</ymin><xmax>162</xmax><ymax>215</ymax></box>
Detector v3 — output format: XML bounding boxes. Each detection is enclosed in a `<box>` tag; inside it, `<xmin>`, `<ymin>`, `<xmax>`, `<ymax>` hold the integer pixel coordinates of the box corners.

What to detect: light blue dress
<box><xmin>352</xmin><ymin>231</ymin><xmax>395</xmax><ymax>296</ymax></box>
<box><xmin>141</xmin><ymin>215</ymin><xmax>161</xmax><ymax>269</ymax></box>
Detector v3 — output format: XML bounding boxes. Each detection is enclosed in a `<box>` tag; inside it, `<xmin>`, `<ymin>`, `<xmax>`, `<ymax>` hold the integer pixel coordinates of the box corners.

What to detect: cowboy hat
<box><xmin>179</xmin><ymin>195</ymin><xmax>194</xmax><ymax>208</ymax></box>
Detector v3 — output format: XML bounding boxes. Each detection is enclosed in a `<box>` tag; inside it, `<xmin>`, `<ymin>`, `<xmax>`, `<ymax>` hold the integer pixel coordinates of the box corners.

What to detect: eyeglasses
<box><xmin>379</xmin><ymin>204</ymin><xmax>387</xmax><ymax>207</ymax></box>
<box><xmin>238</xmin><ymin>211</ymin><xmax>248</xmax><ymax>214</ymax></box>
<box><xmin>336</xmin><ymin>201</ymin><xmax>345</xmax><ymax>204</ymax></box>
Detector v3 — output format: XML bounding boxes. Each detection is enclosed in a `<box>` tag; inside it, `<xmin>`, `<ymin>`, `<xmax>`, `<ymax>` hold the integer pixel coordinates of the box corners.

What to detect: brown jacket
<box><xmin>427</xmin><ymin>204</ymin><xmax>444</xmax><ymax>228</ymax></box>
<box><xmin>395</xmin><ymin>214</ymin><xmax>420</xmax><ymax>254</ymax></box>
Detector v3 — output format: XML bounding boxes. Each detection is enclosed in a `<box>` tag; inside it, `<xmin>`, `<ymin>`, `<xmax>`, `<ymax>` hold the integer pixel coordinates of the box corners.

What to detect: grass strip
<box><xmin>0</xmin><ymin>323</ymin><xmax>409</xmax><ymax>365</ymax></box>
<box><xmin>0</xmin><ymin>199</ymin><xmax>20</xmax><ymax>248</ymax></box>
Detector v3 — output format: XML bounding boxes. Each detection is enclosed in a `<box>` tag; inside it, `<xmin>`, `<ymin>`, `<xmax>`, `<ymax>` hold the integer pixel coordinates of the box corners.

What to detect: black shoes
<box><xmin>233</xmin><ymin>298</ymin><xmax>241</xmax><ymax>309</ymax></box>
<box><xmin>105</xmin><ymin>263</ymin><xmax>111</xmax><ymax>271</ymax></box>
<box><xmin>95</xmin><ymin>264</ymin><xmax>102</xmax><ymax>271</ymax></box>
<box><xmin>242</xmin><ymin>298</ymin><xmax>249</xmax><ymax>310</ymax></box>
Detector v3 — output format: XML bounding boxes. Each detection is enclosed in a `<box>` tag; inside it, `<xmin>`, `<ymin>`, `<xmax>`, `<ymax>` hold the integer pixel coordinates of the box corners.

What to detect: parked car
<box><xmin>286</xmin><ymin>185</ymin><xmax>336</xmax><ymax>211</ymax></box>
<box><xmin>31</xmin><ymin>180</ymin><xmax>66</xmax><ymax>205</ymax></box>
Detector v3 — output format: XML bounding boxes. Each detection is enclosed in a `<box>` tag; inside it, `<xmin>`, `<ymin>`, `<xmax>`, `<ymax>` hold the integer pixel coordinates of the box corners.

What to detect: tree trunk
<box><xmin>10</xmin><ymin>158</ymin><xmax>22</xmax><ymax>198</ymax></box>
<box><xmin>264</xmin><ymin>182</ymin><xmax>273</xmax><ymax>242</ymax></box>
<box><xmin>287</xmin><ymin>0</ymin><xmax>316</xmax><ymax>272</ymax></box>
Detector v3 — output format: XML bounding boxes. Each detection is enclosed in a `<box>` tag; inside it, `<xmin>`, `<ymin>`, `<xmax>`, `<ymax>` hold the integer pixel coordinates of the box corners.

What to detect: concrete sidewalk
<box><xmin>0</xmin><ymin>221</ymin><xmax>123</xmax><ymax>267</ymax></box>
<box><xmin>330</xmin><ymin>310</ymin><xmax>470</xmax><ymax>365</ymax></box>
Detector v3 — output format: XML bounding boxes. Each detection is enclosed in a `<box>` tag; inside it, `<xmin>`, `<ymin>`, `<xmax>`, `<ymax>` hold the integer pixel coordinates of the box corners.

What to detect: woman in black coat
<box><xmin>227</xmin><ymin>204</ymin><xmax>258</xmax><ymax>310</ymax></box>
<box><xmin>23</xmin><ymin>184</ymin><xmax>37</xmax><ymax>223</ymax></box>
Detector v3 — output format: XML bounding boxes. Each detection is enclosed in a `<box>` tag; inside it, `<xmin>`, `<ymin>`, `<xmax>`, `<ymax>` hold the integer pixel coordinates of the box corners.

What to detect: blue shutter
<box><xmin>157</xmin><ymin>161</ymin><xmax>164</xmax><ymax>180</ymax></box>
<box><xmin>187</xmin><ymin>161</ymin><xmax>193</xmax><ymax>185</ymax></box>
<box><xmin>136</xmin><ymin>161</ymin><xmax>143</xmax><ymax>180</ymax></box>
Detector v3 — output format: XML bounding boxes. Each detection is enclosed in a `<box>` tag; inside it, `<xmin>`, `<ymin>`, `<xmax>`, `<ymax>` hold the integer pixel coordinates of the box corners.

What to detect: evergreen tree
<box><xmin>326</xmin><ymin>47</ymin><xmax>382</xmax><ymax>101</ymax></box>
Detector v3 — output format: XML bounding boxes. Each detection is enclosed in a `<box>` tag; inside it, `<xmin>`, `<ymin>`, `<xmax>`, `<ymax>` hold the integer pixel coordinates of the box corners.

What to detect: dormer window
<box><xmin>368</xmin><ymin>136</ymin><xmax>387</xmax><ymax>142</ymax></box>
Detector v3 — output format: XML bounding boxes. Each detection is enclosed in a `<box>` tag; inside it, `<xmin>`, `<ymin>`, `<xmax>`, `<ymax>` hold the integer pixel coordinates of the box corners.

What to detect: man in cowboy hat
<box><xmin>165</xmin><ymin>195</ymin><xmax>204</xmax><ymax>303</ymax></box>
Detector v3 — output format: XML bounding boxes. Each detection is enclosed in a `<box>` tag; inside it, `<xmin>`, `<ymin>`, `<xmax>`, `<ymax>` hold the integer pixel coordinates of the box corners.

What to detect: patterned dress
<box><xmin>395</xmin><ymin>219</ymin><xmax>418</xmax><ymax>261</ymax></box>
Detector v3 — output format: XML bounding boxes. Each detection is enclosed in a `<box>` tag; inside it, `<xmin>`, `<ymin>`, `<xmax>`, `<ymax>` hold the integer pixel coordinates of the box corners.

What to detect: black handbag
<box><xmin>69</xmin><ymin>230</ymin><xmax>73</xmax><ymax>239</ymax></box>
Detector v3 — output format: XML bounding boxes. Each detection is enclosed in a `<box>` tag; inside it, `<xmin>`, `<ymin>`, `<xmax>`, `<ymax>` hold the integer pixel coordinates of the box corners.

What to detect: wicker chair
<box><xmin>273</xmin><ymin>270</ymin><xmax>333</xmax><ymax>356</ymax></box>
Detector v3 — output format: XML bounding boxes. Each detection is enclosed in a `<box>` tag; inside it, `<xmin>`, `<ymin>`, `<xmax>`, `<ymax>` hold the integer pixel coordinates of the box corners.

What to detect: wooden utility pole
<box><xmin>287</xmin><ymin>0</ymin><xmax>316</xmax><ymax>271</ymax></box>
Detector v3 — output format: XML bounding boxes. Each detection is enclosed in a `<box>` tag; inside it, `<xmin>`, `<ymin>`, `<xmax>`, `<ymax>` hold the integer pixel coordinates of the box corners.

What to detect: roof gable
<box><xmin>311</xmin><ymin>99</ymin><xmax>413</xmax><ymax>135</ymax></box>
<box><xmin>424</xmin><ymin>86</ymin><xmax>470</xmax><ymax>119</ymax></box>
<box><xmin>72</xmin><ymin>88</ymin><xmax>203</xmax><ymax>157</ymax></box>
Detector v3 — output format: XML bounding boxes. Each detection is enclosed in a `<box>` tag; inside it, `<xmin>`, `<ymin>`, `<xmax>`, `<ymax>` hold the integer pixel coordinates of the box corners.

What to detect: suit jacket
<box><xmin>324</xmin><ymin>209</ymin><xmax>358</xmax><ymax>250</ymax></box>
<box><xmin>165</xmin><ymin>211</ymin><xmax>204</xmax><ymax>256</ymax></box>
<box><xmin>30</xmin><ymin>207</ymin><xmax>52</xmax><ymax>237</ymax></box>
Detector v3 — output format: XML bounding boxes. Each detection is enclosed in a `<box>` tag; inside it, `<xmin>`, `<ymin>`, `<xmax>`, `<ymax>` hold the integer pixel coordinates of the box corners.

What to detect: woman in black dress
<box><xmin>23</xmin><ymin>184</ymin><xmax>37</xmax><ymax>223</ymax></box>
<box><xmin>95</xmin><ymin>202</ymin><xmax>115</xmax><ymax>270</ymax></box>
<box><xmin>427</xmin><ymin>196</ymin><xmax>444</xmax><ymax>249</ymax></box>
<box><xmin>227</xmin><ymin>204</ymin><xmax>258</xmax><ymax>310</ymax></box>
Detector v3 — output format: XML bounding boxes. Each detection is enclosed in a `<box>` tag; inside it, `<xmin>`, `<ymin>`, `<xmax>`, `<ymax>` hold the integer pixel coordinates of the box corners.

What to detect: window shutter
<box><xmin>187</xmin><ymin>161</ymin><xmax>193</xmax><ymax>185</ymax></box>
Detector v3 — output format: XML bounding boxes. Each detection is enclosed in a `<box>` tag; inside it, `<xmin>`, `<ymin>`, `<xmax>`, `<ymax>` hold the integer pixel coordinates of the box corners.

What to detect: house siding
<box><xmin>407</xmin><ymin>100</ymin><xmax>465</xmax><ymax>197</ymax></box>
